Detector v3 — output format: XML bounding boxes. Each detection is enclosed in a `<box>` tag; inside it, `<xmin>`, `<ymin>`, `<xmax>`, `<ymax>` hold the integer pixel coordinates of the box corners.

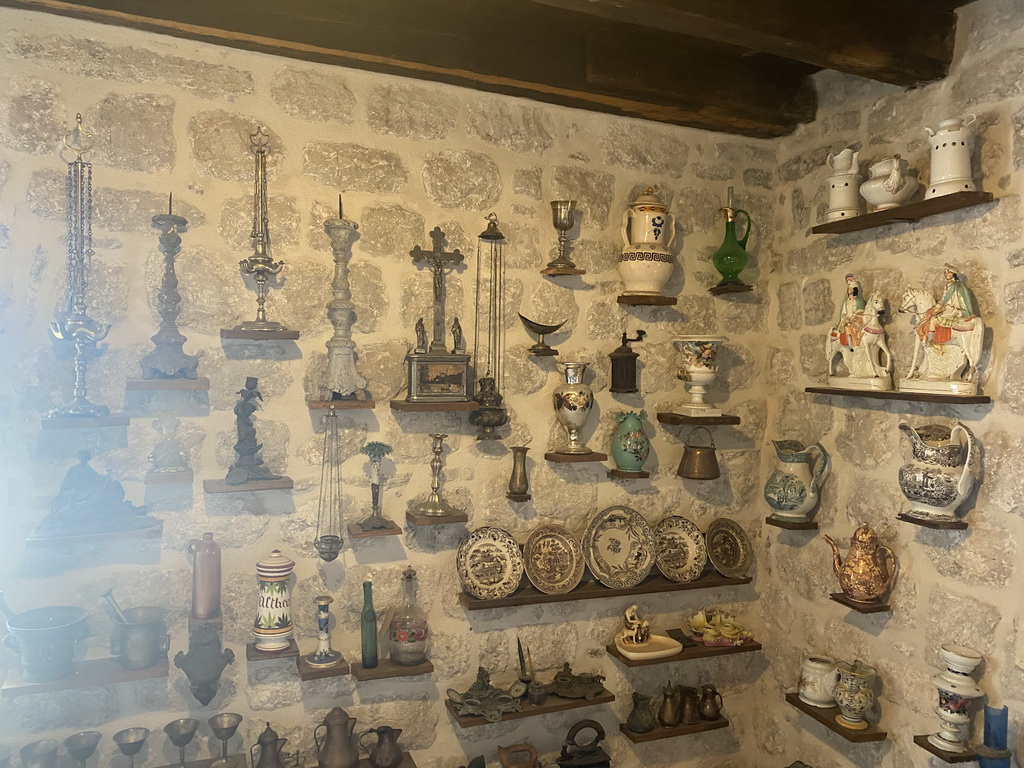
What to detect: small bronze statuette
<box><xmin>447</xmin><ymin>667</ymin><xmax>522</xmax><ymax>723</ymax></box>
<box><xmin>545</xmin><ymin>662</ymin><xmax>607</xmax><ymax>700</ymax></box>
<box><xmin>225</xmin><ymin>377</ymin><xmax>282</xmax><ymax>486</ymax></box>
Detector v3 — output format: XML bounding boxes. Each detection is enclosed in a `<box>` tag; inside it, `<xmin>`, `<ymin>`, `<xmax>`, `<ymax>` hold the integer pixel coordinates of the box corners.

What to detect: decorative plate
<box><xmin>654</xmin><ymin>516</ymin><xmax>707</xmax><ymax>583</ymax></box>
<box><xmin>581</xmin><ymin>506</ymin><xmax>654</xmax><ymax>589</ymax></box>
<box><xmin>523</xmin><ymin>524</ymin><xmax>585</xmax><ymax>595</ymax></box>
<box><xmin>457</xmin><ymin>527</ymin><xmax>525</xmax><ymax>600</ymax></box>
<box><xmin>704</xmin><ymin>518</ymin><xmax>753</xmax><ymax>579</ymax></box>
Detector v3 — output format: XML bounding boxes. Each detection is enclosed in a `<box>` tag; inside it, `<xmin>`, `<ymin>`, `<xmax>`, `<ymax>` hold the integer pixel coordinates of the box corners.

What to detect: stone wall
<box><xmin>0</xmin><ymin>7</ymin><xmax>776</xmax><ymax>768</ymax></box>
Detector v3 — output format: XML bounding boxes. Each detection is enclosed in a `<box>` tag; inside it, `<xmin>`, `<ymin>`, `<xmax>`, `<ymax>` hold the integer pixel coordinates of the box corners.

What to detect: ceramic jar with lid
<box><xmin>618</xmin><ymin>188</ymin><xmax>675</xmax><ymax>297</ymax></box>
<box><xmin>825</xmin><ymin>149</ymin><xmax>862</xmax><ymax>222</ymax></box>
<box><xmin>252</xmin><ymin>549</ymin><xmax>295</xmax><ymax>651</ymax></box>
<box><xmin>925</xmin><ymin>115</ymin><xmax>978</xmax><ymax>199</ymax></box>
<box><xmin>798</xmin><ymin>654</ymin><xmax>839</xmax><ymax>708</ymax></box>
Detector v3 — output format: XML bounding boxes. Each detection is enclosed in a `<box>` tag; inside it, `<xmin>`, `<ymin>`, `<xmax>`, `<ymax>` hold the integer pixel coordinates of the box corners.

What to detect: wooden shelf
<box><xmin>125</xmin><ymin>377</ymin><xmax>210</xmax><ymax>391</ymax></box>
<box><xmin>406</xmin><ymin>511</ymin><xmax>468</xmax><ymax>526</ymax></box>
<box><xmin>544</xmin><ymin>451</ymin><xmax>608</xmax><ymax>463</ymax></box>
<box><xmin>203</xmin><ymin>477</ymin><xmax>294</xmax><ymax>494</ymax></box>
<box><xmin>296</xmin><ymin>654</ymin><xmax>349</xmax><ymax>681</ymax></box>
<box><xmin>811</xmin><ymin>191</ymin><xmax>994</xmax><ymax>234</ymax></box>
<box><xmin>829</xmin><ymin>593</ymin><xmax>891</xmax><ymax>614</ymax></box>
<box><xmin>25</xmin><ymin>520</ymin><xmax>162</xmax><ymax>548</ymax></box>
<box><xmin>897</xmin><ymin>513</ymin><xmax>968</xmax><ymax>530</ymax></box>
<box><xmin>541</xmin><ymin>266</ymin><xmax>586</xmax><ymax>276</ymax></box>
<box><xmin>606</xmin><ymin>639</ymin><xmax>761</xmax><ymax>667</ymax></box>
<box><xmin>220</xmin><ymin>328</ymin><xmax>300</xmax><ymax>340</ymax></box>
<box><xmin>459</xmin><ymin>572</ymin><xmax>752</xmax><ymax>611</ymax></box>
<box><xmin>350</xmin><ymin>658</ymin><xmax>433</xmax><ymax>681</ymax></box>
<box><xmin>188</xmin><ymin>615</ymin><xmax>223</xmax><ymax>632</ymax></box>
<box><xmin>912</xmin><ymin>735</ymin><xmax>977</xmax><ymax>763</ymax></box>
<box><xmin>785</xmin><ymin>693</ymin><xmax>886</xmax><ymax>742</ymax></box>
<box><xmin>805</xmin><ymin>387</ymin><xmax>991</xmax><ymax>405</ymax></box>
<box><xmin>145</xmin><ymin>469</ymin><xmax>193</xmax><ymax>485</ymax></box>
<box><xmin>153</xmin><ymin>755</ymin><xmax>245</xmax><ymax>768</ymax></box>
<box><xmin>41</xmin><ymin>415</ymin><xmax>130</xmax><ymax>430</ymax></box>
<box><xmin>709</xmin><ymin>283</ymin><xmax>753</xmax><ymax>296</ymax></box>
<box><xmin>619</xmin><ymin>717</ymin><xmax>729</xmax><ymax>743</ymax></box>
<box><xmin>389</xmin><ymin>400</ymin><xmax>476</xmax><ymax>412</ymax></box>
<box><xmin>617</xmin><ymin>294</ymin><xmax>677</xmax><ymax>306</ymax></box>
<box><xmin>246</xmin><ymin>640</ymin><xmax>299</xmax><ymax>662</ymax></box>
<box><xmin>609</xmin><ymin>469</ymin><xmax>650</xmax><ymax>479</ymax></box>
<box><xmin>1</xmin><ymin>657</ymin><xmax>168</xmax><ymax>698</ymax></box>
<box><xmin>657</xmin><ymin>412</ymin><xmax>741</xmax><ymax>426</ymax></box>
<box><xmin>445</xmin><ymin>689</ymin><xmax>613</xmax><ymax>728</ymax></box>
<box><xmin>347</xmin><ymin>520</ymin><xmax>402</xmax><ymax>538</ymax></box>
<box><xmin>307</xmin><ymin>399</ymin><xmax>375</xmax><ymax>410</ymax></box>
<box><xmin>765</xmin><ymin>516</ymin><xmax>818</xmax><ymax>531</ymax></box>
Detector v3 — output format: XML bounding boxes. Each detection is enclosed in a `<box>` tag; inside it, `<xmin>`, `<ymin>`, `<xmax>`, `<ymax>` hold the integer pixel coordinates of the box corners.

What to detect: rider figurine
<box><xmin>917</xmin><ymin>263</ymin><xmax>977</xmax><ymax>343</ymax></box>
<box><xmin>832</xmin><ymin>274</ymin><xmax>866</xmax><ymax>347</ymax></box>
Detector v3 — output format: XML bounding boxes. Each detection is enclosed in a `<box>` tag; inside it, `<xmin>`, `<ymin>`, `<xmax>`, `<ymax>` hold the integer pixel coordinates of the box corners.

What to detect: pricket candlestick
<box><xmin>408</xmin><ymin>434</ymin><xmax>457</xmax><ymax>517</ymax></box>
<box><xmin>357</xmin><ymin>441</ymin><xmax>393</xmax><ymax>531</ymax></box>
<box><xmin>140</xmin><ymin>196</ymin><xmax>199</xmax><ymax>379</ymax></box>
<box><xmin>322</xmin><ymin>196</ymin><xmax>369</xmax><ymax>400</ymax></box>
<box><xmin>48</xmin><ymin>114</ymin><xmax>111</xmax><ymax>418</ymax></box>
<box><xmin>235</xmin><ymin>128</ymin><xmax>286</xmax><ymax>332</ymax></box>
<box><xmin>305</xmin><ymin>595</ymin><xmax>341</xmax><ymax>668</ymax></box>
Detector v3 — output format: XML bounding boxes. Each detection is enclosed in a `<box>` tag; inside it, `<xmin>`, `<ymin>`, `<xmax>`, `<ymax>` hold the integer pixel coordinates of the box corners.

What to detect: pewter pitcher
<box><xmin>359</xmin><ymin>726</ymin><xmax>402</xmax><ymax>768</ymax></box>
<box><xmin>315</xmin><ymin>707</ymin><xmax>359</xmax><ymax>768</ymax></box>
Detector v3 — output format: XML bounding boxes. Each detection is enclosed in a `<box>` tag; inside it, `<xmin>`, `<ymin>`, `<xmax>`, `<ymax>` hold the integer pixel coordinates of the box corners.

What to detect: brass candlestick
<box><xmin>408</xmin><ymin>434</ymin><xmax>457</xmax><ymax>517</ymax></box>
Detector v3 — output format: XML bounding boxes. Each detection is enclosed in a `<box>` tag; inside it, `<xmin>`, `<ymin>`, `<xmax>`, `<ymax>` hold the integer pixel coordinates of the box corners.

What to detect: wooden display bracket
<box><xmin>146</xmin><ymin>469</ymin><xmax>194</xmax><ymax>485</ymax></box>
<box><xmin>785</xmin><ymin>693</ymin><xmax>887</xmax><ymax>742</ymax></box>
<box><xmin>389</xmin><ymin>400</ymin><xmax>476</xmax><ymax>412</ymax></box>
<box><xmin>296</xmin><ymin>654</ymin><xmax>350</xmax><ymax>681</ymax></box>
<box><xmin>246</xmin><ymin>640</ymin><xmax>299</xmax><ymax>662</ymax></box>
<box><xmin>617</xmin><ymin>294</ymin><xmax>677</xmax><ymax>306</ymax></box>
<box><xmin>606</xmin><ymin>639</ymin><xmax>761</xmax><ymax>668</ymax></box>
<box><xmin>709</xmin><ymin>283</ymin><xmax>753</xmax><ymax>296</ymax></box>
<box><xmin>152</xmin><ymin>754</ymin><xmax>246</xmax><ymax>768</ymax></box>
<box><xmin>912</xmin><ymin>734</ymin><xmax>978</xmax><ymax>763</ymax></box>
<box><xmin>541</xmin><ymin>266</ymin><xmax>586</xmax><ymax>276</ymax></box>
<box><xmin>897</xmin><ymin>513</ymin><xmax>968</xmax><ymax>530</ymax></box>
<box><xmin>25</xmin><ymin>520</ymin><xmax>163</xmax><ymax>549</ymax></box>
<box><xmin>348</xmin><ymin>520</ymin><xmax>402</xmax><ymax>539</ymax></box>
<box><xmin>126</xmin><ymin>378</ymin><xmax>211</xmax><ymax>391</ymax></box>
<box><xmin>544</xmin><ymin>451</ymin><xmax>608</xmax><ymax>463</ymax></box>
<box><xmin>350</xmin><ymin>658</ymin><xmax>433</xmax><ymax>681</ymax></box>
<box><xmin>406</xmin><ymin>511</ymin><xmax>468</xmax><ymax>526</ymax></box>
<box><xmin>41</xmin><ymin>415</ymin><xmax>130</xmax><ymax>430</ymax></box>
<box><xmin>619</xmin><ymin>717</ymin><xmax>729</xmax><ymax>743</ymax></box>
<box><xmin>811</xmin><ymin>191</ymin><xmax>995</xmax><ymax>235</ymax></box>
<box><xmin>220</xmin><ymin>328</ymin><xmax>300</xmax><ymax>340</ymax></box>
<box><xmin>765</xmin><ymin>517</ymin><xmax>818</xmax><ymax>531</ymax></box>
<box><xmin>203</xmin><ymin>477</ymin><xmax>294</xmax><ymax>494</ymax></box>
<box><xmin>609</xmin><ymin>469</ymin><xmax>650</xmax><ymax>479</ymax></box>
<box><xmin>657</xmin><ymin>412</ymin><xmax>741</xmax><ymax>426</ymax></box>
<box><xmin>805</xmin><ymin>387</ymin><xmax>991</xmax><ymax>406</ymax></box>
<box><xmin>459</xmin><ymin>572</ymin><xmax>752</xmax><ymax>611</ymax></box>
<box><xmin>829</xmin><ymin>593</ymin><xmax>891</xmax><ymax>614</ymax></box>
<box><xmin>445</xmin><ymin>689</ymin><xmax>614</xmax><ymax>728</ymax></box>
<box><xmin>1</xmin><ymin>657</ymin><xmax>168</xmax><ymax>699</ymax></box>
<box><xmin>307</xmin><ymin>399</ymin><xmax>376</xmax><ymax>410</ymax></box>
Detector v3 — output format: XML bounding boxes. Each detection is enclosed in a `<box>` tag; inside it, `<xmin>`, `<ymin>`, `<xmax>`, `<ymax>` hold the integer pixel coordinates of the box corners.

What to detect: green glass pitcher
<box><xmin>712</xmin><ymin>205</ymin><xmax>752</xmax><ymax>287</ymax></box>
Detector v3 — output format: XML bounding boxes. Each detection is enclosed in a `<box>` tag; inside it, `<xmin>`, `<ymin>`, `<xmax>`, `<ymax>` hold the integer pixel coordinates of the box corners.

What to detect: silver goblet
<box><xmin>547</xmin><ymin>200</ymin><xmax>578</xmax><ymax>270</ymax></box>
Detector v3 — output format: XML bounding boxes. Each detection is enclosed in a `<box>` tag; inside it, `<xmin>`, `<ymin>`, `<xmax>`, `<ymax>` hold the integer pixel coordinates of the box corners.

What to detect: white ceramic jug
<box><xmin>924</xmin><ymin>115</ymin><xmax>977</xmax><ymax>199</ymax></box>
<box><xmin>618</xmin><ymin>188</ymin><xmax>675</xmax><ymax>296</ymax></box>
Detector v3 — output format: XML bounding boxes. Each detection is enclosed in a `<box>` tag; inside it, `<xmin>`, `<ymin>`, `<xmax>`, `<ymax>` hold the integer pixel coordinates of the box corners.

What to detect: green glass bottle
<box><xmin>360</xmin><ymin>580</ymin><xmax>378</xmax><ymax>669</ymax></box>
<box><xmin>711</xmin><ymin>205</ymin><xmax>752</xmax><ymax>287</ymax></box>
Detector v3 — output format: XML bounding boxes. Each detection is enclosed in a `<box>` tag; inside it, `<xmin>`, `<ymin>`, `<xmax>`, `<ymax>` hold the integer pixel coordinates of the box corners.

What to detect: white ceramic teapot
<box><xmin>924</xmin><ymin>115</ymin><xmax>977</xmax><ymax>199</ymax></box>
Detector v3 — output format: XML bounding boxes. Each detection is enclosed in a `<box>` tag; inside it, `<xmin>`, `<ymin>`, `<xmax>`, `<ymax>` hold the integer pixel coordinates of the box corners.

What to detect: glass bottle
<box><xmin>360</xmin><ymin>581</ymin><xmax>378</xmax><ymax>669</ymax></box>
<box><xmin>711</xmin><ymin>193</ymin><xmax>752</xmax><ymax>287</ymax></box>
<box><xmin>389</xmin><ymin>566</ymin><xmax>429</xmax><ymax>666</ymax></box>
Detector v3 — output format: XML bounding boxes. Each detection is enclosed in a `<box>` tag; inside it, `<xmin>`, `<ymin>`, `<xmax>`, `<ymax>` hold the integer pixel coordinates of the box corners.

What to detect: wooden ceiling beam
<box><xmin>523</xmin><ymin>0</ymin><xmax>960</xmax><ymax>86</ymax></box>
<box><xmin>0</xmin><ymin>0</ymin><xmax>817</xmax><ymax>136</ymax></box>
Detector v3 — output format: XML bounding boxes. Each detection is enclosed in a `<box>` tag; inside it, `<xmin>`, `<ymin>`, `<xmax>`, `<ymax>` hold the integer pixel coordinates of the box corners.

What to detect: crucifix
<box><xmin>410</xmin><ymin>226</ymin><xmax>463</xmax><ymax>354</ymax></box>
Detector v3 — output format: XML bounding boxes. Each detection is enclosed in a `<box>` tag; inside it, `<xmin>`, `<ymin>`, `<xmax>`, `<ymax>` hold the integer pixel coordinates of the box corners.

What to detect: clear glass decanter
<box><xmin>389</xmin><ymin>566</ymin><xmax>429</xmax><ymax>666</ymax></box>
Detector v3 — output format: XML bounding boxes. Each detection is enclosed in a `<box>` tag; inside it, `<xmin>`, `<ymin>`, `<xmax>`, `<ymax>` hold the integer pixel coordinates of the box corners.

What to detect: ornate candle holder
<box><xmin>322</xmin><ymin>197</ymin><xmax>369</xmax><ymax>400</ymax></box>
<box><xmin>48</xmin><ymin>114</ymin><xmax>111</xmax><ymax>418</ymax></box>
<box><xmin>314</xmin><ymin>408</ymin><xmax>344</xmax><ymax>561</ymax></box>
<box><xmin>543</xmin><ymin>200</ymin><xmax>582</xmax><ymax>274</ymax></box>
<box><xmin>408</xmin><ymin>434</ymin><xmax>458</xmax><ymax>517</ymax></box>
<box><xmin>357</xmin><ymin>441</ymin><xmax>393</xmax><ymax>531</ymax></box>
<box><xmin>930</xmin><ymin>644</ymin><xmax>984</xmax><ymax>753</ymax></box>
<box><xmin>225</xmin><ymin>377</ymin><xmax>282</xmax><ymax>486</ymax></box>
<box><xmin>235</xmin><ymin>128</ymin><xmax>286</xmax><ymax>332</ymax></box>
<box><xmin>140</xmin><ymin>196</ymin><xmax>199</xmax><ymax>379</ymax></box>
<box><xmin>305</xmin><ymin>595</ymin><xmax>341</xmax><ymax>668</ymax></box>
<box><xmin>470</xmin><ymin>214</ymin><xmax>509</xmax><ymax>439</ymax></box>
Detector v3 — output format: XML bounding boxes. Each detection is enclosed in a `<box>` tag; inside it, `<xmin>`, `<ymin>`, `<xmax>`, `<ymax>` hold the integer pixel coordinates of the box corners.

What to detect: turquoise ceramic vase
<box><xmin>611</xmin><ymin>410</ymin><xmax>650</xmax><ymax>473</ymax></box>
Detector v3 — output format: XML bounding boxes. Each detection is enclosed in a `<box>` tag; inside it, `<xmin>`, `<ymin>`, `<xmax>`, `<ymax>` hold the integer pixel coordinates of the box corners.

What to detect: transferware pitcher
<box><xmin>898</xmin><ymin>422</ymin><xmax>977</xmax><ymax>523</ymax></box>
<box><xmin>823</xmin><ymin>523</ymin><xmax>898</xmax><ymax>604</ymax></box>
<box><xmin>315</xmin><ymin>707</ymin><xmax>359</xmax><ymax>768</ymax></box>
<box><xmin>764</xmin><ymin>440</ymin><xmax>830</xmax><ymax>522</ymax></box>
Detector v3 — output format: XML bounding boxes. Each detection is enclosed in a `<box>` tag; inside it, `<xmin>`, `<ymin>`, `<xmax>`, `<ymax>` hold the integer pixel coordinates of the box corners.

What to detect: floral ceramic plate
<box><xmin>523</xmin><ymin>524</ymin><xmax>585</xmax><ymax>595</ymax></box>
<box><xmin>457</xmin><ymin>527</ymin><xmax>525</xmax><ymax>600</ymax></box>
<box><xmin>581</xmin><ymin>506</ymin><xmax>654</xmax><ymax>589</ymax></box>
<box><xmin>704</xmin><ymin>518</ymin><xmax>753</xmax><ymax>579</ymax></box>
<box><xmin>654</xmin><ymin>516</ymin><xmax>707</xmax><ymax>583</ymax></box>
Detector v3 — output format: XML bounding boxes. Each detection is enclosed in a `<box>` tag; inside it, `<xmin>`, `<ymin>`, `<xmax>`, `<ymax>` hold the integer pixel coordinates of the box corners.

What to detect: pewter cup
<box><xmin>551</xmin><ymin>200</ymin><xmax>577</xmax><ymax>233</ymax></box>
<box><xmin>111</xmin><ymin>606</ymin><xmax>168</xmax><ymax>671</ymax></box>
<box><xmin>19</xmin><ymin>741</ymin><xmax>58</xmax><ymax>768</ymax></box>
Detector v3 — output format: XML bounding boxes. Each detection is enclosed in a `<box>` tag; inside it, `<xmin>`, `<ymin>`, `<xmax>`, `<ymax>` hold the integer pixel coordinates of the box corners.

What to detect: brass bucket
<box><xmin>677</xmin><ymin>427</ymin><xmax>720</xmax><ymax>480</ymax></box>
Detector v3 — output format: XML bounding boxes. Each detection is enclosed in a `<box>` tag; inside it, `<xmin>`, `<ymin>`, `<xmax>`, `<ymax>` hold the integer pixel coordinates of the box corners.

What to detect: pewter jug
<box><xmin>657</xmin><ymin>680</ymin><xmax>681</xmax><ymax>727</ymax></box>
<box><xmin>315</xmin><ymin>707</ymin><xmax>359</xmax><ymax>768</ymax></box>
<box><xmin>699</xmin><ymin>684</ymin><xmax>723</xmax><ymax>720</ymax></box>
<box><xmin>898</xmin><ymin>422</ymin><xmax>977</xmax><ymax>523</ymax></box>
<box><xmin>250</xmin><ymin>723</ymin><xmax>287</xmax><ymax>768</ymax></box>
<box><xmin>679</xmin><ymin>685</ymin><xmax>701</xmax><ymax>725</ymax></box>
<box><xmin>359</xmin><ymin>727</ymin><xmax>402</xmax><ymax>768</ymax></box>
<box><xmin>823</xmin><ymin>523</ymin><xmax>898</xmax><ymax>604</ymax></box>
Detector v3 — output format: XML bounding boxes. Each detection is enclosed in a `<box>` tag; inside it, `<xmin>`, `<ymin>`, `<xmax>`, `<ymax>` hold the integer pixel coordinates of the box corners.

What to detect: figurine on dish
<box><xmin>687</xmin><ymin>608</ymin><xmax>754</xmax><ymax>647</ymax></box>
<box><xmin>897</xmin><ymin>264</ymin><xmax>985</xmax><ymax>396</ymax></box>
<box><xmin>613</xmin><ymin>604</ymin><xmax>682</xmax><ymax>660</ymax></box>
<box><xmin>860</xmin><ymin>154</ymin><xmax>919</xmax><ymax>210</ymax></box>
<box><xmin>826</xmin><ymin>274</ymin><xmax>893</xmax><ymax>391</ymax></box>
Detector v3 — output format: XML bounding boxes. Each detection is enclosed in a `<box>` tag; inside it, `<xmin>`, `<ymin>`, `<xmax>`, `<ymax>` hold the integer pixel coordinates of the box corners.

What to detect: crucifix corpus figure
<box><xmin>410</xmin><ymin>227</ymin><xmax>464</xmax><ymax>354</ymax></box>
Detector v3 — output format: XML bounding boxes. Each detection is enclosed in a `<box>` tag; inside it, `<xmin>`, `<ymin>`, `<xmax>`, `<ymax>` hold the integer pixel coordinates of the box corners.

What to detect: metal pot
<box><xmin>4</xmin><ymin>606</ymin><xmax>88</xmax><ymax>683</ymax></box>
<box><xmin>111</xmin><ymin>606</ymin><xmax>169</xmax><ymax>671</ymax></box>
<box><xmin>677</xmin><ymin>427</ymin><xmax>720</xmax><ymax>480</ymax></box>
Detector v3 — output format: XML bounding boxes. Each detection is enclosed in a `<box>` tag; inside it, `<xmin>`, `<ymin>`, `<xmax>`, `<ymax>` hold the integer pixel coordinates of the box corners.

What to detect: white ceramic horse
<box><xmin>826</xmin><ymin>291</ymin><xmax>893</xmax><ymax>380</ymax></box>
<box><xmin>898</xmin><ymin>286</ymin><xmax>984</xmax><ymax>382</ymax></box>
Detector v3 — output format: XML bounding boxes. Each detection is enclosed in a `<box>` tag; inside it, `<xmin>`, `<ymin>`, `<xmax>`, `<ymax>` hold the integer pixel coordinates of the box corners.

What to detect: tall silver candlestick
<box><xmin>408</xmin><ymin>434</ymin><xmax>456</xmax><ymax>517</ymax></box>
<box><xmin>322</xmin><ymin>199</ymin><xmax>369</xmax><ymax>400</ymax></box>
<box><xmin>48</xmin><ymin>114</ymin><xmax>111</xmax><ymax>418</ymax></box>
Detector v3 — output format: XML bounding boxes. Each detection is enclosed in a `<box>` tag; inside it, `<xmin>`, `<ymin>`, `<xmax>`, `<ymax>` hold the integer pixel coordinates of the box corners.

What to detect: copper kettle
<box><xmin>677</xmin><ymin>427</ymin><xmax>720</xmax><ymax>480</ymax></box>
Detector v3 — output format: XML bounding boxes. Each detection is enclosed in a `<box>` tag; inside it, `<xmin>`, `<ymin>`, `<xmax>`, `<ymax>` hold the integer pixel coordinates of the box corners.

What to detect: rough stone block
<box><xmin>468</xmin><ymin>99</ymin><xmax>555</xmax><ymax>153</ymax></box>
<box><xmin>271</xmin><ymin>66</ymin><xmax>355</xmax><ymax>122</ymax></box>
<box><xmin>92</xmin><ymin>92</ymin><xmax>175</xmax><ymax>172</ymax></box>
<box><xmin>802</xmin><ymin>278</ymin><xmax>833</xmax><ymax>326</ymax></box>
<box><xmin>551</xmin><ymin>166</ymin><xmax>614</xmax><ymax>228</ymax></box>
<box><xmin>743</xmin><ymin>167</ymin><xmax>772</xmax><ymax>189</ymax></box>
<box><xmin>189</xmin><ymin>110</ymin><xmax>284</xmax><ymax>182</ymax></box>
<box><xmin>777</xmin><ymin>281</ymin><xmax>801</xmax><ymax>330</ymax></box>
<box><xmin>304</xmin><ymin>141</ymin><xmax>408</xmax><ymax>193</ymax></box>
<box><xmin>422</xmin><ymin>150</ymin><xmax>501</xmax><ymax>209</ymax></box>
<box><xmin>512</xmin><ymin>166</ymin><xmax>543</xmax><ymax>198</ymax></box>
<box><xmin>219</xmin><ymin>194</ymin><xmax>300</xmax><ymax>252</ymax></box>
<box><xmin>602</xmin><ymin>123</ymin><xmax>689</xmax><ymax>178</ymax></box>
<box><xmin>925</xmin><ymin>588</ymin><xmax>1000</xmax><ymax>659</ymax></box>
<box><xmin>692</xmin><ymin>162</ymin><xmax>736</xmax><ymax>181</ymax></box>
<box><xmin>0</xmin><ymin>73</ymin><xmax>65</xmax><ymax>154</ymax></box>
<box><xmin>368</xmin><ymin>83</ymin><xmax>457</xmax><ymax>139</ymax></box>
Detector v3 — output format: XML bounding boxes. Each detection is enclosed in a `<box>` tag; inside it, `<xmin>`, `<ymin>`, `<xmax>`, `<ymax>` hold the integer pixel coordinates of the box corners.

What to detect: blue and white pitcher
<box><xmin>764</xmin><ymin>440</ymin><xmax>830</xmax><ymax>522</ymax></box>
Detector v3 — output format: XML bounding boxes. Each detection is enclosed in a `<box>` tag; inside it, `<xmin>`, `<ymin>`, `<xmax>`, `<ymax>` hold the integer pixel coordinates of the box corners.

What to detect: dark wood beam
<box><xmin>0</xmin><ymin>0</ymin><xmax>816</xmax><ymax>136</ymax></box>
<box><xmin>524</xmin><ymin>0</ymin><xmax>960</xmax><ymax>85</ymax></box>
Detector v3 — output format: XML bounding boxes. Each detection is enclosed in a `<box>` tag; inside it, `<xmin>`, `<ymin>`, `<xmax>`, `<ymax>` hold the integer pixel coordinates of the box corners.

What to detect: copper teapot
<box><xmin>823</xmin><ymin>523</ymin><xmax>898</xmax><ymax>604</ymax></box>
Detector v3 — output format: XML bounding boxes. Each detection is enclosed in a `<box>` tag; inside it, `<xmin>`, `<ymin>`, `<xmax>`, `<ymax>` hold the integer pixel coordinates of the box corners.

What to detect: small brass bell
<box><xmin>677</xmin><ymin>427</ymin><xmax>720</xmax><ymax>480</ymax></box>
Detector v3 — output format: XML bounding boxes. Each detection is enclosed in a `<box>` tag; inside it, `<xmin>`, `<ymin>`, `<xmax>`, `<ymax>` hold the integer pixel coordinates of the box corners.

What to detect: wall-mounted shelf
<box><xmin>619</xmin><ymin>717</ymin><xmax>729</xmax><ymax>743</ymax></box>
<box><xmin>785</xmin><ymin>693</ymin><xmax>886</xmax><ymax>742</ymax></box>
<box><xmin>246</xmin><ymin>640</ymin><xmax>299</xmax><ymax>662</ymax></box>
<box><xmin>348</xmin><ymin>521</ymin><xmax>402</xmax><ymax>539</ymax></box>
<box><xmin>389</xmin><ymin>400</ymin><xmax>476</xmax><ymax>412</ymax></box>
<box><xmin>153</xmin><ymin>755</ymin><xmax>245</xmax><ymax>768</ymax></box>
<box><xmin>445</xmin><ymin>690</ymin><xmax>614</xmax><ymax>728</ymax></box>
<box><xmin>203</xmin><ymin>477</ymin><xmax>294</xmax><ymax>494</ymax></box>
<box><xmin>459</xmin><ymin>572</ymin><xmax>752</xmax><ymax>611</ymax></box>
<box><xmin>609</xmin><ymin>469</ymin><xmax>650</xmax><ymax>479</ymax></box>
<box><xmin>811</xmin><ymin>191</ymin><xmax>994</xmax><ymax>235</ymax></box>
<box><xmin>1</xmin><ymin>657</ymin><xmax>168</xmax><ymax>699</ymax></box>
<box><xmin>709</xmin><ymin>283</ymin><xmax>753</xmax><ymax>296</ymax></box>
<box><xmin>25</xmin><ymin>520</ymin><xmax>163</xmax><ymax>549</ymax></box>
<box><xmin>544</xmin><ymin>452</ymin><xmax>608</xmax><ymax>463</ymax></box>
<box><xmin>146</xmin><ymin>470</ymin><xmax>194</xmax><ymax>485</ymax></box>
<box><xmin>220</xmin><ymin>329</ymin><xmax>300</xmax><ymax>340</ymax></box>
<box><xmin>41</xmin><ymin>415</ymin><xmax>130</xmax><ymax>430</ymax></box>
<box><xmin>541</xmin><ymin>266</ymin><xmax>586</xmax><ymax>276</ymax></box>
<box><xmin>350</xmin><ymin>658</ymin><xmax>433</xmax><ymax>681</ymax></box>
<box><xmin>657</xmin><ymin>413</ymin><xmax>741</xmax><ymax>426</ymax></box>
<box><xmin>765</xmin><ymin>517</ymin><xmax>818</xmax><ymax>531</ymax></box>
<box><xmin>897</xmin><ymin>513</ymin><xmax>968</xmax><ymax>530</ymax></box>
<box><xmin>406</xmin><ymin>511</ymin><xmax>468</xmax><ymax>526</ymax></box>
<box><xmin>126</xmin><ymin>378</ymin><xmax>210</xmax><ymax>391</ymax></box>
<box><xmin>308</xmin><ymin>399</ymin><xmax>376</xmax><ymax>410</ymax></box>
<box><xmin>829</xmin><ymin>593</ymin><xmax>890</xmax><ymax>614</ymax></box>
<box><xmin>805</xmin><ymin>387</ymin><xmax>990</xmax><ymax>405</ymax></box>
<box><xmin>617</xmin><ymin>295</ymin><xmax>677</xmax><ymax>306</ymax></box>
<box><xmin>296</xmin><ymin>655</ymin><xmax>350</xmax><ymax>681</ymax></box>
<box><xmin>606</xmin><ymin>639</ymin><xmax>761</xmax><ymax>667</ymax></box>
<box><xmin>912</xmin><ymin>735</ymin><xmax>977</xmax><ymax>763</ymax></box>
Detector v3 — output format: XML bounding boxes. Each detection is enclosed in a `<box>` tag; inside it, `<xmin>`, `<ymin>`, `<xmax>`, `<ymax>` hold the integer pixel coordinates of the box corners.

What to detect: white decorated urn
<box><xmin>925</xmin><ymin>115</ymin><xmax>978</xmax><ymax>199</ymax></box>
<box><xmin>618</xmin><ymin>188</ymin><xmax>675</xmax><ymax>296</ymax></box>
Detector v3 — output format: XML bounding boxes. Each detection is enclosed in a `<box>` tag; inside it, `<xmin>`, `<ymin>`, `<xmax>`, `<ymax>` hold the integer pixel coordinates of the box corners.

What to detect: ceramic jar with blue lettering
<box><xmin>253</xmin><ymin>549</ymin><xmax>295</xmax><ymax>651</ymax></box>
<box><xmin>618</xmin><ymin>188</ymin><xmax>675</xmax><ymax>297</ymax></box>
<box><xmin>611</xmin><ymin>410</ymin><xmax>650</xmax><ymax>476</ymax></box>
